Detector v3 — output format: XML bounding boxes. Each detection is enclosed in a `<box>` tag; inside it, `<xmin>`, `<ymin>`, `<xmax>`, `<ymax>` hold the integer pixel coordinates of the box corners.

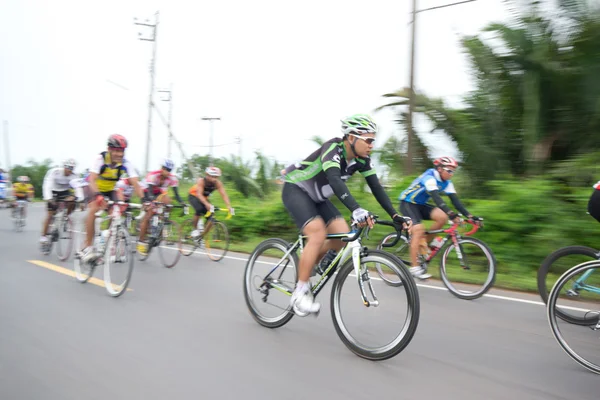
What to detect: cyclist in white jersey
<box><xmin>40</xmin><ymin>159</ymin><xmax>78</xmax><ymax>245</ymax></box>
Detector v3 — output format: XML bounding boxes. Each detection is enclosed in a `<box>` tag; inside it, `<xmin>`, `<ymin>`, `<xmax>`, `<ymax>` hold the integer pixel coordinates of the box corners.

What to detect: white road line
<box><xmin>159</xmin><ymin>245</ymin><xmax>596</xmax><ymax>311</ymax></box>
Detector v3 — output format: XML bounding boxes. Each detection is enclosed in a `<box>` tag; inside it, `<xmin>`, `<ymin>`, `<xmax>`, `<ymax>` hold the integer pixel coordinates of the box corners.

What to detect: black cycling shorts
<box><xmin>282</xmin><ymin>182</ymin><xmax>342</xmax><ymax>230</ymax></box>
<box><xmin>588</xmin><ymin>189</ymin><xmax>600</xmax><ymax>223</ymax></box>
<box><xmin>47</xmin><ymin>190</ymin><xmax>73</xmax><ymax>211</ymax></box>
<box><xmin>83</xmin><ymin>186</ymin><xmax>118</xmax><ymax>204</ymax></box>
<box><xmin>188</xmin><ymin>194</ymin><xmax>208</xmax><ymax>217</ymax></box>
<box><xmin>400</xmin><ymin>201</ymin><xmax>434</xmax><ymax>225</ymax></box>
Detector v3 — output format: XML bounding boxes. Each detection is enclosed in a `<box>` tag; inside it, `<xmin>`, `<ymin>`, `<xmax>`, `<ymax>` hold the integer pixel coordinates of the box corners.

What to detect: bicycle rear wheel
<box><xmin>158</xmin><ymin>220</ymin><xmax>182</xmax><ymax>268</ymax></box>
<box><xmin>547</xmin><ymin>260</ymin><xmax>600</xmax><ymax>374</ymax></box>
<box><xmin>179</xmin><ymin>219</ymin><xmax>198</xmax><ymax>256</ymax></box>
<box><xmin>244</xmin><ymin>238</ymin><xmax>298</xmax><ymax>328</ymax></box>
<box><xmin>56</xmin><ymin>216</ymin><xmax>74</xmax><ymax>261</ymax></box>
<box><xmin>73</xmin><ymin>221</ymin><xmax>94</xmax><ymax>283</ymax></box>
<box><xmin>330</xmin><ymin>250</ymin><xmax>420</xmax><ymax>361</ymax></box>
<box><xmin>376</xmin><ymin>232</ymin><xmax>410</xmax><ymax>287</ymax></box>
<box><xmin>205</xmin><ymin>221</ymin><xmax>230</xmax><ymax>261</ymax></box>
<box><xmin>104</xmin><ymin>226</ymin><xmax>134</xmax><ymax>297</ymax></box>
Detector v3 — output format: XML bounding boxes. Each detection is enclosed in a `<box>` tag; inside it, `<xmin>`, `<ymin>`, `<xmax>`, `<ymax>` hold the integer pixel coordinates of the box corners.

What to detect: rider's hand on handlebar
<box><xmin>392</xmin><ymin>214</ymin><xmax>412</xmax><ymax>230</ymax></box>
<box><xmin>352</xmin><ymin>208</ymin><xmax>374</xmax><ymax>229</ymax></box>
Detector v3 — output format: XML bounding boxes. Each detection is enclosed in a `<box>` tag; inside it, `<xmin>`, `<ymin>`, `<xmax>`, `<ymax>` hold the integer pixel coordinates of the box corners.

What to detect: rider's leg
<box><xmin>427</xmin><ymin>207</ymin><xmax>449</xmax><ymax>243</ymax></box>
<box><xmin>282</xmin><ymin>183</ymin><xmax>326</xmax><ymax>315</ymax></box>
<box><xmin>400</xmin><ymin>202</ymin><xmax>432</xmax><ymax>279</ymax></box>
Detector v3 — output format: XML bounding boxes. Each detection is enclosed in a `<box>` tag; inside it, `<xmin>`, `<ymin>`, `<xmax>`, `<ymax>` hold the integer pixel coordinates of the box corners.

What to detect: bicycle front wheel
<box><xmin>158</xmin><ymin>220</ymin><xmax>182</xmax><ymax>268</ymax></box>
<box><xmin>56</xmin><ymin>217</ymin><xmax>74</xmax><ymax>261</ymax></box>
<box><xmin>330</xmin><ymin>250</ymin><xmax>420</xmax><ymax>361</ymax></box>
<box><xmin>205</xmin><ymin>221</ymin><xmax>230</xmax><ymax>262</ymax></box>
<box><xmin>440</xmin><ymin>237</ymin><xmax>496</xmax><ymax>300</ymax></box>
<box><xmin>538</xmin><ymin>246</ymin><xmax>600</xmax><ymax>325</ymax></box>
<box><xmin>104</xmin><ymin>227</ymin><xmax>135</xmax><ymax>297</ymax></box>
<box><xmin>547</xmin><ymin>260</ymin><xmax>600</xmax><ymax>374</ymax></box>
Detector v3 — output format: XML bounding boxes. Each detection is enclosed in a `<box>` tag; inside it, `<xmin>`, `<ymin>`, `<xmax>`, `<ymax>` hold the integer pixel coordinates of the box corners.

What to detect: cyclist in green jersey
<box><xmin>281</xmin><ymin>114</ymin><xmax>411</xmax><ymax>316</ymax></box>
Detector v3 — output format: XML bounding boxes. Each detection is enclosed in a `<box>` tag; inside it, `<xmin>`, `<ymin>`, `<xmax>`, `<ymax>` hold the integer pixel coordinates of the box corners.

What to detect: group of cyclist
<box><xmin>20</xmin><ymin>113</ymin><xmax>600</xmax><ymax>319</ymax></box>
<box><xmin>7</xmin><ymin>134</ymin><xmax>233</xmax><ymax>264</ymax></box>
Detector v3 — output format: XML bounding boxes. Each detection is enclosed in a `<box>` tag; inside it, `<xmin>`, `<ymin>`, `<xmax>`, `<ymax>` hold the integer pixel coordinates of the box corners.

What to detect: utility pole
<box><xmin>135</xmin><ymin>11</ymin><xmax>159</xmax><ymax>174</ymax></box>
<box><xmin>407</xmin><ymin>0</ymin><xmax>417</xmax><ymax>175</ymax></box>
<box><xmin>235</xmin><ymin>136</ymin><xmax>242</xmax><ymax>160</ymax></box>
<box><xmin>406</xmin><ymin>0</ymin><xmax>476</xmax><ymax>174</ymax></box>
<box><xmin>201</xmin><ymin>117</ymin><xmax>221</xmax><ymax>166</ymax></box>
<box><xmin>154</xmin><ymin>106</ymin><xmax>199</xmax><ymax>180</ymax></box>
<box><xmin>3</xmin><ymin>120</ymin><xmax>10</xmax><ymax>175</ymax></box>
<box><xmin>158</xmin><ymin>84</ymin><xmax>173</xmax><ymax>158</ymax></box>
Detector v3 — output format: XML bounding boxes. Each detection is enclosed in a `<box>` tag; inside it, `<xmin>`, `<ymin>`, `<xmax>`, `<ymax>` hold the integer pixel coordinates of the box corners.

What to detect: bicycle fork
<box><xmin>348</xmin><ymin>240</ymin><xmax>379</xmax><ymax>308</ymax></box>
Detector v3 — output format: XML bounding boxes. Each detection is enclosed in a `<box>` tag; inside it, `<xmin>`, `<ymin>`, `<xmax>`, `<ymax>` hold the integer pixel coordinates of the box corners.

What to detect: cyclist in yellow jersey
<box><xmin>78</xmin><ymin>134</ymin><xmax>145</xmax><ymax>264</ymax></box>
<box><xmin>12</xmin><ymin>176</ymin><xmax>34</xmax><ymax>221</ymax></box>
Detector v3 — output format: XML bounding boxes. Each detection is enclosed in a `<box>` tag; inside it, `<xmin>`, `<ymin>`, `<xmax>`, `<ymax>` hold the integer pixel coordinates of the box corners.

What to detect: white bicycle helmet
<box><xmin>205</xmin><ymin>166</ymin><xmax>222</xmax><ymax>177</ymax></box>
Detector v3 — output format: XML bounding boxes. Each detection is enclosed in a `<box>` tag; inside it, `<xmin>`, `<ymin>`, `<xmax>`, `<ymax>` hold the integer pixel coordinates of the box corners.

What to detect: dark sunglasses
<box><xmin>443</xmin><ymin>168</ymin><xmax>455</xmax><ymax>175</ymax></box>
<box><xmin>162</xmin><ymin>167</ymin><xmax>172</xmax><ymax>172</ymax></box>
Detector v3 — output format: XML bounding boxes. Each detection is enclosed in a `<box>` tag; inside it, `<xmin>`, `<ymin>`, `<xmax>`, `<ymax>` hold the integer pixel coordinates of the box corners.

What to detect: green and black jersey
<box><xmin>283</xmin><ymin>137</ymin><xmax>396</xmax><ymax>217</ymax></box>
<box><xmin>284</xmin><ymin>138</ymin><xmax>375</xmax><ymax>203</ymax></box>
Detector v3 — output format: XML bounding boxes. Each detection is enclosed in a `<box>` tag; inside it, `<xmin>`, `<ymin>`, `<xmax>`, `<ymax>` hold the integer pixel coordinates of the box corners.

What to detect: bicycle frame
<box><xmin>391</xmin><ymin>219</ymin><xmax>481</xmax><ymax>268</ymax></box>
<box><xmin>260</xmin><ymin>220</ymin><xmax>402</xmax><ymax>307</ymax></box>
<box><xmin>568</xmin><ymin>268</ymin><xmax>600</xmax><ymax>295</ymax></box>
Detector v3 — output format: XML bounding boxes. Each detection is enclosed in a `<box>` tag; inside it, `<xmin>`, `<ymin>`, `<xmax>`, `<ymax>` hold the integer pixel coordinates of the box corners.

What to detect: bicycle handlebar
<box><xmin>341</xmin><ymin>216</ymin><xmax>406</xmax><ymax>243</ymax></box>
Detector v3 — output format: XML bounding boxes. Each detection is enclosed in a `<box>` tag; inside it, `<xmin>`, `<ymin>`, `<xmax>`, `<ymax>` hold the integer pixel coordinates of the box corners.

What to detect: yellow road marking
<box><xmin>27</xmin><ymin>260</ymin><xmax>133</xmax><ymax>292</ymax></box>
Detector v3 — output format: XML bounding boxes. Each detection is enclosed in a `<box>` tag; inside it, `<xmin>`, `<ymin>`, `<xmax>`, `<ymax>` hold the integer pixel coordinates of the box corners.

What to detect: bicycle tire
<box><xmin>73</xmin><ymin>221</ymin><xmax>94</xmax><ymax>283</ymax></box>
<box><xmin>244</xmin><ymin>238</ymin><xmax>298</xmax><ymax>329</ymax></box>
<box><xmin>439</xmin><ymin>237</ymin><xmax>496</xmax><ymax>300</ymax></box>
<box><xmin>104</xmin><ymin>226</ymin><xmax>135</xmax><ymax>297</ymax></box>
<box><xmin>376</xmin><ymin>232</ymin><xmax>410</xmax><ymax>287</ymax></box>
<box><xmin>538</xmin><ymin>245</ymin><xmax>600</xmax><ymax>325</ymax></box>
<box><xmin>158</xmin><ymin>220</ymin><xmax>182</xmax><ymax>268</ymax></box>
<box><xmin>56</xmin><ymin>217</ymin><xmax>74</xmax><ymax>261</ymax></box>
<box><xmin>330</xmin><ymin>249</ymin><xmax>420</xmax><ymax>361</ymax></box>
<box><xmin>206</xmin><ymin>221</ymin><xmax>230</xmax><ymax>262</ymax></box>
<box><xmin>547</xmin><ymin>260</ymin><xmax>600</xmax><ymax>374</ymax></box>
<box><xmin>179</xmin><ymin>219</ymin><xmax>198</xmax><ymax>256</ymax></box>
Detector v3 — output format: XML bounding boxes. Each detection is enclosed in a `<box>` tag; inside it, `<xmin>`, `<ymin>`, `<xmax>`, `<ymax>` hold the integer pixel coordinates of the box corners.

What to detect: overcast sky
<box><xmin>0</xmin><ymin>0</ymin><xmax>511</xmax><ymax>174</ymax></box>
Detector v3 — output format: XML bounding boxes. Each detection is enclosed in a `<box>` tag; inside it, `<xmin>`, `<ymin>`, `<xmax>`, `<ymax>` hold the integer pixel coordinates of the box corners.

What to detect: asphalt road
<box><xmin>0</xmin><ymin>204</ymin><xmax>598</xmax><ymax>400</ymax></box>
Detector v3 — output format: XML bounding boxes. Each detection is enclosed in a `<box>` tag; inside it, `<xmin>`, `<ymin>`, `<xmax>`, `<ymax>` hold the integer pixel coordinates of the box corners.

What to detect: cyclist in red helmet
<box><xmin>77</xmin><ymin>134</ymin><xmax>145</xmax><ymax>264</ymax></box>
<box><xmin>398</xmin><ymin>156</ymin><xmax>481</xmax><ymax>279</ymax></box>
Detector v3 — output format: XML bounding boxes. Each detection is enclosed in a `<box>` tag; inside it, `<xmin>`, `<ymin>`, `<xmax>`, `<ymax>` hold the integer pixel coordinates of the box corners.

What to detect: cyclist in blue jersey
<box><xmin>399</xmin><ymin>156</ymin><xmax>481</xmax><ymax>279</ymax></box>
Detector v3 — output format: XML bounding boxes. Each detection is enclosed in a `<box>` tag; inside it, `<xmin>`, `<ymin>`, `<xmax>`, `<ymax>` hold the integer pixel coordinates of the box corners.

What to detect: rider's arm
<box><xmin>170</xmin><ymin>186</ymin><xmax>184</xmax><ymax>204</ymax></box>
<box><xmin>216</xmin><ymin>180</ymin><xmax>232</xmax><ymax>209</ymax></box>
<box><xmin>129</xmin><ymin>177</ymin><xmax>146</xmax><ymax>200</ymax></box>
<box><xmin>323</xmin><ymin>167</ymin><xmax>360</xmax><ymax>212</ymax></box>
<box><xmin>195</xmin><ymin>179</ymin><xmax>213</xmax><ymax>210</ymax></box>
<box><xmin>448</xmin><ymin>193</ymin><xmax>471</xmax><ymax>217</ymax></box>
<box><xmin>442</xmin><ymin>181</ymin><xmax>470</xmax><ymax>216</ymax></box>
<box><xmin>428</xmin><ymin>190</ymin><xmax>457</xmax><ymax>218</ymax></box>
<box><xmin>42</xmin><ymin>168</ymin><xmax>55</xmax><ymax>201</ymax></box>
<box><xmin>364</xmin><ymin>174</ymin><xmax>398</xmax><ymax>218</ymax></box>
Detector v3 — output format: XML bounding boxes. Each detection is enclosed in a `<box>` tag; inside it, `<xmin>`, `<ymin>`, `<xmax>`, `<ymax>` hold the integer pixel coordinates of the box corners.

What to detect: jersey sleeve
<box><xmin>320</xmin><ymin>143</ymin><xmax>342</xmax><ymax>171</ymax></box>
<box><xmin>123</xmin><ymin>160</ymin><xmax>139</xmax><ymax>179</ymax></box>
<box><xmin>89</xmin><ymin>155</ymin><xmax>104</xmax><ymax>175</ymax></box>
<box><xmin>443</xmin><ymin>181</ymin><xmax>456</xmax><ymax>194</ymax></box>
<box><xmin>42</xmin><ymin>168</ymin><xmax>56</xmax><ymax>200</ymax></box>
<box><xmin>423</xmin><ymin>177</ymin><xmax>439</xmax><ymax>192</ymax></box>
<box><xmin>359</xmin><ymin>158</ymin><xmax>377</xmax><ymax>178</ymax></box>
<box><xmin>169</xmin><ymin>174</ymin><xmax>179</xmax><ymax>187</ymax></box>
